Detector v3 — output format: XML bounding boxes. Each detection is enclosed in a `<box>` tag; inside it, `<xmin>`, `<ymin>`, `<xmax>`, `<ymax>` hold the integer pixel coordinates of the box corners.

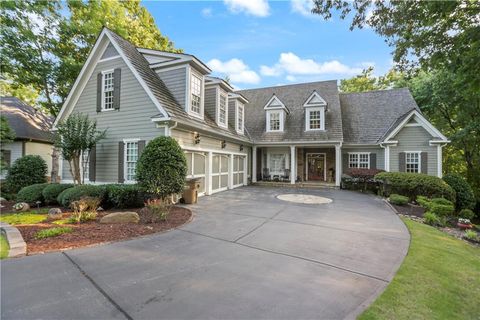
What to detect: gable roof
<box><xmin>238</xmin><ymin>80</ymin><xmax>343</xmax><ymax>143</ymax></box>
<box><xmin>340</xmin><ymin>88</ymin><xmax>421</xmax><ymax>144</ymax></box>
<box><xmin>264</xmin><ymin>95</ymin><xmax>290</xmax><ymax>113</ymax></box>
<box><xmin>303</xmin><ymin>91</ymin><xmax>327</xmax><ymax>107</ymax></box>
<box><xmin>0</xmin><ymin>96</ymin><xmax>53</xmax><ymax>143</ymax></box>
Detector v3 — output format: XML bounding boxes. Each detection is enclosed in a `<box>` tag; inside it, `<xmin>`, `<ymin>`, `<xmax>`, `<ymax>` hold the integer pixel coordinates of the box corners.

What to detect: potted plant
<box><xmin>457</xmin><ymin>218</ymin><xmax>473</xmax><ymax>230</ymax></box>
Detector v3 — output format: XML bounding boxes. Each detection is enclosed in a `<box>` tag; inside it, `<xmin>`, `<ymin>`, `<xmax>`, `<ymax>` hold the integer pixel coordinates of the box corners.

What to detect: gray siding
<box><xmin>61</xmin><ymin>55</ymin><xmax>165</xmax><ymax>183</ymax></box>
<box><xmin>390</xmin><ymin>126</ymin><xmax>437</xmax><ymax>176</ymax></box>
<box><xmin>342</xmin><ymin>147</ymin><xmax>385</xmax><ymax>172</ymax></box>
<box><xmin>228</xmin><ymin>99</ymin><xmax>236</xmax><ymax>129</ymax></box>
<box><xmin>0</xmin><ymin>141</ymin><xmax>23</xmax><ymax>179</ymax></box>
<box><xmin>204</xmin><ymin>86</ymin><xmax>217</xmax><ymax>122</ymax></box>
<box><xmin>101</xmin><ymin>43</ymin><xmax>119</xmax><ymax>59</ymax></box>
<box><xmin>156</xmin><ymin>67</ymin><xmax>186</xmax><ymax>109</ymax></box>
<box><xmin>172</xmin><ymin>128</ymin><xmax>245</xmax><ymax>153</ymax></box>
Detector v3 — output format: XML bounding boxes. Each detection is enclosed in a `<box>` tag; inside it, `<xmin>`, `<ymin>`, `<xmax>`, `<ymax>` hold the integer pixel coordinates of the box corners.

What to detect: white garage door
<box><xmin>185</xmin><ymin>152</ymin><xmax>206</xmax><ymax>195</ymax></box>
<box><xmin>212</xmin><ymin>154</ymin><xmax>229</xmax><ymax>192</ymax></box>
<box><xmin>233</xmin><ymin>155</ymin><xmax>246</xmax><ymax>187</ymax></box>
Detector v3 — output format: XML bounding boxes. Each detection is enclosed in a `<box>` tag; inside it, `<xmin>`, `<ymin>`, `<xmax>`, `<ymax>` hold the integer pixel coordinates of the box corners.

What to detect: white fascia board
<box><xmin>383</xmin><ymin>110</ymin><xmax>448</xmax><ymax>142</ymax></box>
<box><xmin>228</xmin><ymin>93</ymin><xmax>249</xmax><ymax>104</ymax></box>
<box><xmin>303</xmin><ymin>91</ymin><xmax>327</xmax><ymax>107</ymax></box>
<box><xmin>264</xmin><ymin>95</ymin><xmax>288</xmax><ymax>113</ymax></box>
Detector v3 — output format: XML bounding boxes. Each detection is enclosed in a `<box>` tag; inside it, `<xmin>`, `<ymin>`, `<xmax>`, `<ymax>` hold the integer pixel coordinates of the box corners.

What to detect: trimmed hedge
<box><xmin>57</xmin><ymin>185</ymin><xmax>107</xmax><ymax>208</ymax></box>
<box><xmin>375</xmin><ymin>172</ymin><xmax>455</xmax><ymax>202</ymax></box>
<box><xmin>5</xmin><ymin>155</ymin><xmax>48</xmax><ymax>193</ymax></box>
<box><xmin>389</xmin><ymin>194</ymin><xmax>409</xmax><ymax>206</ymax></box>
<box><xmin>458</xmin><ymin>209</ymin><xmax>475</xmax><ymax>220</ymax></box>
<box><xmin>443</xmin><ymin>173</ymin><xmax>476</xmax><ymax>211</ymax></box>
<box><xmin>105</xmin><ymin>184</ymin><xmax>145</xmax><ymax>209</ymax></box>
<box><xmin>16</xmin><ymin>183</ymin><xmax>50</xmax><ymax>204</ymax></box>
<box><xmin>42</xmin><ymin>184</ymin><xmax>74</xmax><ymax>204</ymax></box>
<box><xmin>416</xmin><ymin>196</ymin><xmax>455</xmax><ymax>217</ymax></box>
<box><xmin>341</xmin><ymin>168</ymin><xmax>385</xmax><ymax>192</ymax></box>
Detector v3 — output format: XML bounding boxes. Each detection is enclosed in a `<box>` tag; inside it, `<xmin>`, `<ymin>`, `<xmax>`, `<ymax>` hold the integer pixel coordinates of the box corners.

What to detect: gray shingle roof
<box><xmin>339</xmin><ymin>88</ymin><xmax>420</xmax><ymax>144</ymax></box>
<box><xmin>0</xmin><ymin>96</ymin><xmax>53</xmax><ymax>143</ymax></box>
<box><xmin>238</xmin><ymin>80</ymin><xmax>343</xmax><ymax>143</ymax></box>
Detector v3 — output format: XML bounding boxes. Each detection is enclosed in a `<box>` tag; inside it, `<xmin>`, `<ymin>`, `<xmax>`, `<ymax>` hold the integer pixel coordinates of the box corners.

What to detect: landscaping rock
<box><xmin>13</xmin><ymin>202</ymin><xmax>30</xmax><ymax>212</ymax></box>
<box><xmin>97</xmin><ymin>206</ymin><xmax>104</xmax><ymax>211</ymax></box>
<box><xmin>100</xmin><ymin>212</ymin><xmax>139</xmax><ymax>224</ymax></box>
<box><xmin>48</xmin><ymin>208</ymin><xmax>62</xmax><ymax>215</ymax></box>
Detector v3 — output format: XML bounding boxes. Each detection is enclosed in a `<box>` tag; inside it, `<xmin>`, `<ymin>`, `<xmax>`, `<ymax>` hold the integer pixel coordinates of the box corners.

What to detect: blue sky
<box><xmin>142</xmin><ymin>0</ymin><xmax>393</xmax><ymax>89</ymax></box>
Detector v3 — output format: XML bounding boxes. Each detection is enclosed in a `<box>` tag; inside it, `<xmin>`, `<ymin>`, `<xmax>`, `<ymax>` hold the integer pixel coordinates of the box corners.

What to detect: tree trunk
<box><xmin>51</xmin><ymin>147</ymin><xmax>59</xmax><ymax>183</ymax></box>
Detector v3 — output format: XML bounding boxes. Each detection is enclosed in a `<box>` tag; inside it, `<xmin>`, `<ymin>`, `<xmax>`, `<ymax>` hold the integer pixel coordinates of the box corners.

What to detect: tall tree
<box><xmin>339</xmin><ymin>67</ymin><xmax>404</xmax><ymax>92</ymax></box>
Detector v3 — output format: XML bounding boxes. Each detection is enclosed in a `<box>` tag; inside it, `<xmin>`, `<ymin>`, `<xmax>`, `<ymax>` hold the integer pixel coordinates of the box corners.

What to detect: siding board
<box><xmin>157</xmin><ymin>67</ymin><xmax>186</xmax><ymax>109</ymax></box>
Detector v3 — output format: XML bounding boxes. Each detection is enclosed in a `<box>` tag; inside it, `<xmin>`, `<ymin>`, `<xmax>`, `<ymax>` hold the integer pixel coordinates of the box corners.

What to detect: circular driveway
<box><xmin>1</xmin><ymin>186</ymin><xmax>410</xmax><ymax>320</ymax></box>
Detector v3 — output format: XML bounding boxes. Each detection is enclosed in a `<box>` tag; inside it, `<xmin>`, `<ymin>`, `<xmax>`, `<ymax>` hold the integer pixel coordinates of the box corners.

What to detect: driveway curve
<box><xmin>1</xmin><ymin>187</ymin><xmax>409</xmax><ymax>320</ymax></box>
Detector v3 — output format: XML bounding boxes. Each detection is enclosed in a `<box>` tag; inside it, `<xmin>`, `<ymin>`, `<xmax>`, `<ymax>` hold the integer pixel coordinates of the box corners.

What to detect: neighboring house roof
<box><xmin>238</xmin><ymin>80</ymin><xmax>343</xmax><ymax>143</ymax></box>
<box><xmin>339</xmin><ymin>88</ymin><xmax>421</xmax><ymax>144</ymax></box>
<box><xmin>0</xmin><ymin>96</ymin><xmax>53</xmax><ymax>143</ymax></box>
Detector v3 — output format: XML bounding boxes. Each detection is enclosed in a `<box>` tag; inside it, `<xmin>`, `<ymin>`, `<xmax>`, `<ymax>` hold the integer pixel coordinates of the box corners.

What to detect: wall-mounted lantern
<box><xmin>239</xmin><ymin>145</ymin><xmax>244</xmax><ymax>151</ymax></box>
<box><xmin>221</xmin><ymin>140</ymin><xmax>226</xmax><ymax>149</ymax></box>
<box><xmin>194</xmin><ymin>132</ymin><xmax>201</xmax><ymax>144</ymax></box>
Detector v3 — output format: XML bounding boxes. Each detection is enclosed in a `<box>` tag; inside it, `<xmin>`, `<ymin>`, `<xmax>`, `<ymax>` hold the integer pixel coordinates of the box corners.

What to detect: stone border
<box><xmin>1</xmin><ymin>222</ymin><xmax>26</xmax><ymax>258</ymax></box>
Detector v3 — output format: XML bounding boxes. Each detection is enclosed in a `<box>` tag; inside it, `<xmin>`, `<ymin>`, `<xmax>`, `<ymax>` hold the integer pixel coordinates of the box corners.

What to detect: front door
<box><xmin>306</xmin><ymin>153</ymin><xmax>326</xmax><ymax>181</ymax></box>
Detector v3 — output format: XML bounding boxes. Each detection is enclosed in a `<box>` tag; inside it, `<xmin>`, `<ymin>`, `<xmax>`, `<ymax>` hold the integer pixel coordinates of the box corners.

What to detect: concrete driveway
<box><xmin>1</xmin><ymin>186</ymin><xmax>410</xmax><ymax>320</ymax></box>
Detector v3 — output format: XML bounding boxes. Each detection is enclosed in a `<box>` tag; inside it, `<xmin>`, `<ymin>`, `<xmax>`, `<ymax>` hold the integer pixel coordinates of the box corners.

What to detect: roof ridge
<box><xmin>339</xmin><ymin>87</ymin><xmax>409</xmax><ymax>95</ymax></box>
<box><xmin>237</xmin><ymin>79</ymin><xmax>338</xmax><ymax>92</ymax></box>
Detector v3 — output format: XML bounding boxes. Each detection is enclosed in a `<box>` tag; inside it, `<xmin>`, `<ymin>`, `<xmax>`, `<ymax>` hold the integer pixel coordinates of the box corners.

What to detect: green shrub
<box><xmin>416</xmin><ymin>195</ymin><xmax>432</xmax><ymax>210</ymax></box>
<box><xmin>431</xmin><ymin>198</ymin><xmax>454</xmax><ymax>206</ymax></box>
<box><xmin>430</xmin><ymin>203</ymin><xmax>455</xmax><ymax>217</ymax></box>
<box><xmin>105</xmin><ymin>184</ymin><xmax>144</xmax><ymax>208</ymax></box>
<box><xmin>42</xmin><ymin>184</ymin><xmax>74</xmax><ymax>204</ymax></box>
<box><xmin>443</xmin><ymin>173</ymin><xmax>476</xmax><ymax>211</ymax></box>
<box><xmin>5</xmin><ymin>155</ymin><xmax>48</xmax><ymax>193</ymax></box>
<box><xmin>424</xmin><ymin>212</ymin><xmax>444</xmax><ymax>227</ymax></box>
<box><xmin>463</xmin><ymin>230</ymin><xmax>478</xmax><ymax>242</ymax></box>
<box><xmin>16</xmin><ymin>183</ymin><xmax>49</xmax><ymax>204</ymax></box>
<box><xmin>389</xmin><ymin>194</ymin><xmax>409</xmax><ymax>206</ymax></box>
<box><xmin>416</xmin><ymin>196</ymin><xmax>454</xmax><ymax>217</ymax></box>
<box><xmin>136</xmin><ymin>137</ymin><xmax>187</xmax><ymax>199</ymax></box>
<box><xmin>57</xmin><ymin>185</ymin><xmax>106</xmax><ymax>208</ymax></box>
<box><xmin>35</xmin><ymin>227</ymin><xmax>73</xmax><ymax>239</ymax></box>
<box><xmin>375</xmin><ymin>172</ymin><xmax>455</xmax><ymax>202</ymax></box>
<box><xmin>459</xmin><ymin>209</ymin><xmax>475</xmax><ymax>220</ymax></box>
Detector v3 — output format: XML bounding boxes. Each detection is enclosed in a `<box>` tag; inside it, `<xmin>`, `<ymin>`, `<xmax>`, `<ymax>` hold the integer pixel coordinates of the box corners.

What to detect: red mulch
<box><xmin>15</xmin><ymin>206</ymin><xmax>192</xmax><ymax>255</ymax></box>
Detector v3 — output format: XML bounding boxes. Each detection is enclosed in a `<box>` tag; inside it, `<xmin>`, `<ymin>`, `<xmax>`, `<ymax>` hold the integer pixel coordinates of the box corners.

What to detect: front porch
<box><xmin>252</xmin><ymin>144</ymin><xmax>342</xmax><ymax>187</ymax></box>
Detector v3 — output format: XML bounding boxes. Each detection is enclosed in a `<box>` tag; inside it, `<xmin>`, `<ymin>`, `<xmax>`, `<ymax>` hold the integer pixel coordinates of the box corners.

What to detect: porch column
<box><xmin>252</xmin><ymin>146</ymin><xmax>257</xmax><ymax>183</ymax></box>
<box><xmin>290</xmin><ymin>145</ymin><xmax>296</xmax><ymax>184</ymax></box>
<box><xmin>206</xmin><ymin>151</ymin><xmax>213</xmax><ymax>195</ymax></box>
<box><xmin>335</xmin><ymin>144</ymin><xmax>341</xmax><ymax>187</ymax></box>
<box><xmin>437</xmin><ymin>144</ymin><xmax>443</xmax><ymax>178</ymax></box>
<box><xmin>228</xmin><ymin>154</ymin><xmax>234</xmax><ymax>189</ymax></box>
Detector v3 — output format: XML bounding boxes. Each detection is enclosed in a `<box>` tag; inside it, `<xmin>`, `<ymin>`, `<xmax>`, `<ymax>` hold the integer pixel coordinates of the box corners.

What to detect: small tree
<box><xmin>0</xmin><ymin>115</ymin><xmax>16</xmax><ymax>170</ymax></box>
<box><xmin>5</xmin><ymin>155</ymin><xmax>47</xmax><ymax>193</ymax></box>
<box><xmin>136</xmin><ymin>136</ymin><xmax>187</xmax><ymax>201</ymax></box>
<box><xmin>54</xmin><ymin>113</ymin><xmax>106</xmax><ymax>184</ymax></box>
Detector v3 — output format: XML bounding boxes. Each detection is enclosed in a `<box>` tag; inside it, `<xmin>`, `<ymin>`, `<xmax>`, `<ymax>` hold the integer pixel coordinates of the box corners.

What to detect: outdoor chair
<box><xmin>262</xmin><ymin>168</ymin><xmax>271</xmax><ymax>181</ymax></box>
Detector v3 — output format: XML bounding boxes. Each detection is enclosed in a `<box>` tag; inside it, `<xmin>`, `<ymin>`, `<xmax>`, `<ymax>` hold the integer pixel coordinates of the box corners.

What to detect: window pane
<box><xmin>221</xmin><ymin>156</ymin><xmax>228</xmax><ymax>173</ymax></box>
<box><xmin>233</xmin><ymin>156</ymin><xmax>239</xmax><ymax>171</ymax></box>
<box><xmin>103</xmin><ymin>71</ymin><xmax>114</xmax><ymax>110</ymax></box>
<box><xmin>125</xmin><ymin>142</ymin><xmax>138</xmax><ymax>181</ymax></box>
<box><xmin>212</xmin><ymin>176</ymin><xmax>220</xmax><ymax>190</ymax></box>
<box><xmin>219</xmin><ymin>94</ymin><xmax>227</xmax><ymax>124</ymax></box>
<box><xmin>212</xmin><ymin>155</ymin><xmax>220</xmax><ymax>174</ymax></box>
<box><xmin>270</xmin><ymin>112</ymin><xmax>280</xmax><ymax>131</ymax></box>
<box><xmin>309</xmin><ymin>110</ymin><xmax>321</xmax><ymax>129</ymax></box>
<box><xmin>239</xmin><ymin>156</ymin><xmax>244</xmax><ymax>171</ymax></box>
<box><xmin>349</xmin><ymin>154</ymin><xmax>359</xmax><ymax>168</ymax></box>
<box><xmin>191</xmin><ymin>73</ymin><xmax>202</xmax><ymax>114</ymax></box>
<box><xmin>406</xmin><ymin>152</ymin><xmax>419</xmax><ymax>173</ymax></box>
<box><xmin>193</xmin><ymin>153</ymin><xmax>205</xmax><ymax>175</ymax></box>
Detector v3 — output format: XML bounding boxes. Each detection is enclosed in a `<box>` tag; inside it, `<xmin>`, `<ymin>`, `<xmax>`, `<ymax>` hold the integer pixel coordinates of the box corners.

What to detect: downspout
<box><xmin>168</xmin><ymin>121</ymin><xmax>178</xmax><ymax>136</ymax></box>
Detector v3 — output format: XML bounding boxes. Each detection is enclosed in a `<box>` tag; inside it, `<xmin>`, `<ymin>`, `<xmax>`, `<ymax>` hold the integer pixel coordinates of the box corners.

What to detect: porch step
<box><xmin>252</xmin><ymin>181</ymin><xmax>338</xmax><ymax>189</ymax></box>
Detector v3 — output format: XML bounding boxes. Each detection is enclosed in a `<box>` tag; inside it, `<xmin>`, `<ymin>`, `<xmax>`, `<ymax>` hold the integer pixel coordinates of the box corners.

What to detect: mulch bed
<box><xmin>392</xmin><ymin>203</ymin><xmax>425</xmax><ymax>218</ymax></box>
<box><xmin>15</xmin><ymin>206</ymin><xmax>192</xmax><ymax>255</ymax></box>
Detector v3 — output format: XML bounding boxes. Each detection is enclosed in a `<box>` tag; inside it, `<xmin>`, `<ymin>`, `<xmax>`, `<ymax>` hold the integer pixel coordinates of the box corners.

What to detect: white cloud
<box><xmin>207</xmin><ymin>58</ymin><xmax>261</xmax><ymax>84</ymax></box>
<box><xmin>260</xmin><ymin>52</ymin><xmax>363</xmax><ymax>77</ymax></box>
<box><xmin>291</xmin><ymin>0</ymin><xmax>314</xmax><ymax>17</ymax></box>
<box><xmin>224</xmin><ymin>0</ymin><xmax>270</xmax><ymax>17</ymax></box>
<box><xmin>201</xmin><ymin>8</ymin><xmax>213</xmax><ymax>17</ymax></box>
<box><xmin>286</xmin><ymin>75</ymin><xmax>297</xmax><ymax>82</ymax></box>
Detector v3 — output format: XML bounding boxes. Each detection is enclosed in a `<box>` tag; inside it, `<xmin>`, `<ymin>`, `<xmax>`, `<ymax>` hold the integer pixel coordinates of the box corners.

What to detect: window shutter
<box><xmin>342</xmin><ymin>153</ymin><xmax>348</xmax><ymax>172</ymax></box>
<box><xmin>113</xmin><ymin>68</ymin><xmax>121</xmax><ymax>110</ymax></box>
<box><xmin>89</xmin><ymin>146</ymin><xmax>96</xmax><ymax>182</ymax></box>
<box><xmin>399</xmin><ymin>152</ymin><xmax>406</xmax><ymax>172</ymax></box>
<box><xmin>370</xmin><ymin>153</ymin><xmax>377</xmax><ymax>169</ymax></box>
<box><xmin>118</xmin><ymin>141</ymin><xmax>124</xmax><ymax>183</ymax></box>
<box><xmin>421</xmin><ymin>152</ymin><xmax>428</xmax><ymax>174</ymax></box>
<box><xmin>138</xmin><ymin>140</ymin><xmax>146</xmax><ymax>157</ymax></box>
<box><xmin>96</xmin><ymin>73</ymin><xmax>102</xmax><ymax>112</ymax></box>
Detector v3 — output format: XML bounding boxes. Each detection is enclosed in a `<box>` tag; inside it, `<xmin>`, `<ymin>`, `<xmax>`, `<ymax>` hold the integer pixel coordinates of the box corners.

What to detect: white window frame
<box><xmin>217</xmin><ymin>88</ymin><xmax>228</xmax><ymax>128</ymax></box>
<box><xmin>101</xmin><ymin>69</ymin><xmax>115</xmax><ymax>111</ymax></box>
<box><xmin>348</xmin><ymin>152</ymin><xmax>370</xmax><ymax>169</ymax></box>
<box><xmin>236</xmin><ymin>101</ymin><xmax>244</xmax><ymax>134</ymax></box>
<box><xmin>189</xmin><ymin>70</ymin><xmax>203</xmax><ymax>117</ymax></box>
<box><xmin>405</xmin><ymin>151</ymin><xmax>421</xmax><ymax>173</ymax></box>
<box><xmin>233</xmin><ymin>155</ymin><xmax>246</xmax><ymax>187</ymax></box>
<box><xmin>124</xmin><ymin>138</ymin><xmax>140</xmax><ymax>183</ymax></box>
<box><xmin>266</xmin><ymin>110</ymin><xmax>284</xmax><ymax>132</ymax></box>
<box><xmin>305</xmin><ymin>106</ymin><xmax>325</xmax><ymax>131</ymax></box>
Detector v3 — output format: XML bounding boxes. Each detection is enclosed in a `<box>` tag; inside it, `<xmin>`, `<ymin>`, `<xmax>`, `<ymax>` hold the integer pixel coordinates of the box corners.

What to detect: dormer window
<box><xmin>264</xmin><ymin>94</ymin><xmax>289</xmax><ymax>133</ymax></box>
<box><xmin>218</xmin><ymin>90</ymin><xmax>227</xmax><ymax>127</ymax></box>
<box><xmin>304</xmin><ymin>91</ymin><xmax>327</xmax><ymax>131</ymax></box>
<box><xmin>190</xmin><ymin>72</ymin><xmax>202</xmax><ymax>115</ymax></box>
<box><xmin>236</xmin><ymin>102</ymin><xmax>244</xmax><ymax>134</ymax></box>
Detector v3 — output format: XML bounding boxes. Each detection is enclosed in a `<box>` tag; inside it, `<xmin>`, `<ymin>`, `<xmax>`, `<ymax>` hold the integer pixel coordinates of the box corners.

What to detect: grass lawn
<box><xmin>359</xmin><ymin>218</ymin><xmax>480</xmax><ymax>320</ymax></box>
<box><xmin>0</xmin><ymin>234</ymin><xmax>9</xmax><ymax>259</ymax></box>
<box><xmin>0</xmin><ymin>210</ymin><xmax>48</xmax><ymax>225</ymax></box>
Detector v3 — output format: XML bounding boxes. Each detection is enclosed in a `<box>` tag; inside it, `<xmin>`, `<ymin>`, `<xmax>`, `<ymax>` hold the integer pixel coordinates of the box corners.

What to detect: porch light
<box><xmin>239</xmin><ymin>145</ymin><xmax>244</xmax><ymax>151</ymax></box>
<box><xmin>194</xmin><ymin>132</ymin><xmax>200</xmax><ymax>144</ymax></box>
<box><xmin>221</xmin><ymin>140</ymin><xmax>226</xmax><ymax>149</ymax></box>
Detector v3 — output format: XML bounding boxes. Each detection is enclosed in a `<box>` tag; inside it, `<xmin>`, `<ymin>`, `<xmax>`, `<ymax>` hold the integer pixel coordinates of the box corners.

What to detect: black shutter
<box><xmin>342</xmin><ymin>153</ymin><xmax>348</xmax><ymax>172</ymax></box>
<box><xmin>118</xmin><ymin>142</ymin><xmax>124</xmax><ymax>183</ymax></box>
<box><xmin>89</xmin><ymin>146</ymin><xmax>96</xmax><ymax>182</ymax></box>
<box><xmin>96</xmin><ymin>73</ymin><xmax>102</xmax><ymax>112</ymax></box>
<box><xmin>113</xmin><ymin>68</ymin><xmax>121</xmax><ymax>110</ymax></box>
<box><xmin>138</xmin><ymin>140</ymin><xmax>146</xmax><ymax>157</ymax></box>
<box><xmin>370</xmin><ymin>153</ymin><xmax>377</xmax><ymax>169</ymax></box>
<box><xmin>399</xmin><ymin>152</ymin><xmax>406</xmax><ymax>172</ymax></box>
<box><xmin>421</xmin><ymin>152</ymin><xmax>428</xmax><ymax>174</ymax></box>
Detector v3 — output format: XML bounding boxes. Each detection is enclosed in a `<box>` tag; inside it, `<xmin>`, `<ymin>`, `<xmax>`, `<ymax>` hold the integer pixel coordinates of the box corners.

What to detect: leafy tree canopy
<box><xmin>339</xmin><ymin>67</ymin><xmax>404</xmax><ymax>92</ymax></box>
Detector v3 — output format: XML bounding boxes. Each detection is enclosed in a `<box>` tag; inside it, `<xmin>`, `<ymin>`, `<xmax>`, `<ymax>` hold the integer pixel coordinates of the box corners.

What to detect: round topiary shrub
<box><xmin>389</xmin><ymin>194</ymin><xmax>409</xmax><ymax>206</ymax></box>
<box><xmin>443</xmin><ymin>173</ymin><xmax>476</xmax><ymax>211</ymax></box>
<box><xmin>57</xmin><ymin>185</ymin><xmax>106</xmax><ymax>208</ymax></box>
<box><xmin>42</xmin><ymin>184</ymin><xmax>74</xmax><ymax>204</ymax></box>
<box><xmin>5</xmin><ymin>155</ymin><xmax>48</xmax><ymax>193</ymax></box>
<box><xmin>136</xmin><ymin>137</ymin><xmax>187</xmax><ymax>199</ymax></box>
<box><xmin>16</xmin><ymin>183</ymin><xmax>50</xmax><ymax>204</ymax></box>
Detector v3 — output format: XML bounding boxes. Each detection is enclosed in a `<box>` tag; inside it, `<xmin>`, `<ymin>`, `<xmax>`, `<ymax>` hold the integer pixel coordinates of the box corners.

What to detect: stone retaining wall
<box><xmin>1</xmin><ymin>222</ymin><xmax>26</xmax><ymax>258</ymax></box>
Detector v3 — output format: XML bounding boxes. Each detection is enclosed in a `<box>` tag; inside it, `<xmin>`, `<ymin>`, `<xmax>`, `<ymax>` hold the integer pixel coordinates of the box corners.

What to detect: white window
<box><xmin>218</xmin><ymin>92</ymin><xmax>227</xmax><ymax>126</ymax></box>
<box><xmin>190</xmin><ymin>73</ymin><xmax>202</xmax><ymax>114</ymax></box>
<box><xmin>266</xmin><ymin>110</ymin><xmax>283</xmax><ymax>132</ymax></box>
<box><xmin>270</xmin><ymin>154</ymin><xmax>286</xmax><ymax>175</ymax></box>
<box><xmin>306</xmin><ymin>107</ymin><xmax>324</xmax><ymax>131</ymax></box>
<box><xmin>236</xmin><ymin>102</ymin><xmax>244</xmax><ymax>133</ymax></box>
<box><xmin>81</xmin><ymin>150</ymin><xmax>89</xmax><ymax>181</ymax></box>
<box><xmin>406</xmin><ymin>152</ymin><xmax>420</xmax><ymax>173</ymax></box>
<box><xmin>102</xmin><ymin>70</ymin><xmax>114</xmax><ymax>111</ymax></box>
<box><xmin>349</xmin><ymin>153</ymin><xmax>370</xmax><ymax>169</ymax></box>
<box><xmin>125</xmin><ymin>141</ymin><xmax>138</xmax><ymax>182</ymax></box>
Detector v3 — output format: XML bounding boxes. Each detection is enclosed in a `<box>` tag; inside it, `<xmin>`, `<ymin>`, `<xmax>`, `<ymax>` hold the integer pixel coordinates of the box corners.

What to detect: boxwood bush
<box><xmin>375</xmin><ymin>172</ymin><xmax>455</xmax><ymax>202</ymax></box>
<box><xmin>341</xmin><ymin>168</ymin><xmax>385</xmax><ymax>192</ymax></box>
<box><xmin>5</xmin><ymin>155</ymin><xmax>48</xmax><ymax>193</ymax></box>
<box><xmin>105</xmin><ymin>184</ymin><xmax>145</xmax><ymax>209</ymax></box>
<box><xmin>57</xmin><ymin>185</ymin><xmax>106</xmax><ymax>208</ymax></box>
<box><xmin>42</xmin><ymin>184</ymin><xmax>74</xmax><ymax>204</ymax></box>
<box><xmin>416</xmin><ymin>196</ymin><xmax>454</xmax><ymax>217</ymax></box>
<box><xmin>16</xmin><ymin>183</ymin><xmax>50</xmax><ymax>204</ymax></box>
<box><xmin>443</xmin><ymin>173</ymin><xmax>476</xmax><ymax>211</ymax></box>
<box><xmin>458</xmin><ymin>209</ymin><xmax>475</xmax><ymax>220</ymax></box>
<box><xmin>389</xmin><ymin>194</ymin><xmax>409</xmax><ymax>206</ymax></box>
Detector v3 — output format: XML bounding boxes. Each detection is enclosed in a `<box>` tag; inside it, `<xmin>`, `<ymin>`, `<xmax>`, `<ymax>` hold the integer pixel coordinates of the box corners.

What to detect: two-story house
<box><xmin>53</xmin><ymin>28</ymin><xmax>449</xmax><ymax>195</ymax></box>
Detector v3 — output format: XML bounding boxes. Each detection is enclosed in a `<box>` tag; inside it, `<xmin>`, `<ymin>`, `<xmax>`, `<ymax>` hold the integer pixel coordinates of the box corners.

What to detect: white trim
<box><xmin>216</xmin><ymin>87</ymin><xmax>228</xmax><ymax>129</ymax></box>
<box><xmin>252</xmin><ymin>146</ymin><xmax>257</xmax><ymax>183</ymax></box>
<box><xmin>263</xmin><ymin>95</ymin><xmax>289</xmax><ymax>113</ymax></box>
<box><xmin>303</xmin><ymin>91</ymin><xmax>327</xmax><ymax>107</ymax></box>
<box><xmin>188</xmin><ymin>68</ymin><xmax>204</xmax><ymax>119</ymax></box>
<box><xmin>290</xmin><ymin>146</ymin><xmax>296</xmax><ymax>184</ymax></box>
<box><xmin>266</xmin><ymin>109</ymin><xmax>284</xmax><ymax>132</ymax></box>
<box><xmin>404</xmin><ymin>123</ymin><xmax>422</xmax><ymax>127</ymax></box>
<box><xmin>305</xmin><ymin>106</ymin><xmax>325</xmax><ymax>131</ymax></box>
<box><xmin>137</xmin><ymin>48</ymin><xmax>211</xmax><ymax>73</ymax></box>
<box><xmin>100</xmin><ymin>69</ymin><xmax>115</xmax><ymax>111</ymax></box>
<box><xmin>335</xmin><ymin>144</ymin><xmax>341</xmax><ymax>186</ymax></box>
<box><xmin>178</xmin><ymin>144</ymin><xmax>248</xmax><ymax>157</ymax></box>
<box><xmin>384</xmin><ymin>110</ymin><xmax>448</xmax><ymax>142</ymax></box>
<box><xmin>305</xmin><ymin>153</ymin><xmax>327</xmax><ymax>182</ymax></box>
<box><xmin>98</xmin><ymin>55</ymin><xmax>121</xmax><ymax>63</ymax></box>
<box><xmin>253</xmin><ymin>140</ymin><xmax>343</xmax><ymax>146</ymax></box>
<box><xmin>123</xmin><ymin>139</ymin><xmax>140</xmax><ymax>183</ymax></box>
<box><xmin>437</xmin><ymin>145</ymin><xmax>443</xmax><ymax>178</ymax></box>
<box><xmin>347</xmin><ymin>152</ymin><xmax>371</xmax><ymax>169</ymax></box>
<box><xmin>385</xmin><ymin>145</ymin><xmax>390</xmax><ymax>171</ymax></box>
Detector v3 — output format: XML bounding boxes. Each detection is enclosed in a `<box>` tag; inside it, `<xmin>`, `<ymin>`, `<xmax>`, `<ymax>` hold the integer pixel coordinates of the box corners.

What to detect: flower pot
<box><xmin>457</xmin><ymin>223</ymin><xmax>473</xmax><ymax>230</ymax></box>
